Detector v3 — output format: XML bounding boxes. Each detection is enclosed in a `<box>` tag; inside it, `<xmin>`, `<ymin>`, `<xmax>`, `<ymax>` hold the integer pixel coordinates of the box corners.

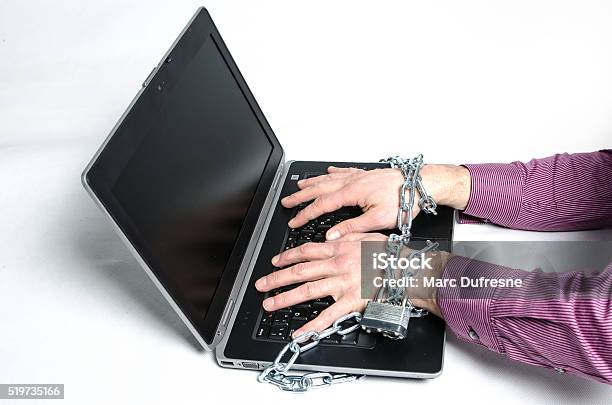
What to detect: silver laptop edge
<box><xmin>215</xmin><ymin>159</ymin><xmax>291</xmax><ymax>363</ymax></box>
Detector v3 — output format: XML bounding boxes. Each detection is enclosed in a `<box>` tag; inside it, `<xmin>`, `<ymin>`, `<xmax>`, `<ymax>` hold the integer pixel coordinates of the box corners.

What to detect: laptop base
<box><xmin>217</xmin><ymin>160</ymin><xmax>453</xmax><ymax>378</ymax></box>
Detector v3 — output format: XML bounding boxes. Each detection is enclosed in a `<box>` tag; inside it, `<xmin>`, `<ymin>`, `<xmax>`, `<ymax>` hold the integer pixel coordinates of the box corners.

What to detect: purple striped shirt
<box><xmin>437</xmin><ymin>150</ymin><xmax>612</xmax><ymax>384</ymax></box>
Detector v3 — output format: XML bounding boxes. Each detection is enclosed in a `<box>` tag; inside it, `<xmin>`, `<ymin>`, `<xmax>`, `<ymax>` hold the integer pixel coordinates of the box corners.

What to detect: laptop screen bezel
<box><xmin>83</xmin><ymin>8</ymin><xmax>283</xmax><ymax>347</ymax></box>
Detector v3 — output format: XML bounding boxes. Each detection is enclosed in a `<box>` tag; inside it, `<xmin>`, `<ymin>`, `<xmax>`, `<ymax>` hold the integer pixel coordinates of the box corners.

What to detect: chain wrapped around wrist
<box><xmin>360</xmin><ymin>155</ymin><xmax>439</xmax><ymax>337</ymax></box>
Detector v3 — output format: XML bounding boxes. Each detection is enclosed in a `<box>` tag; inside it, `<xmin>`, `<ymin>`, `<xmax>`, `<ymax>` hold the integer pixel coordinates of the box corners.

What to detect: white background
<box><xmin>0</xmin><ymin>1</ymin><xmax>611</xmax><ymax>404</ymax></box>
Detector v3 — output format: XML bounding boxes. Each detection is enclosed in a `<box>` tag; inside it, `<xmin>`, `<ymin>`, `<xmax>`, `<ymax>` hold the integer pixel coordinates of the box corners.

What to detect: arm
<box><xmin>281</xmin><ymin>150</ymin><xmax>612</xmax><ymax>239</ymax></box>
<box><xmin>437</xmin><ymin>150</ymin><xmax>612</xmax><ymax>383</ymax></box>
<box><xmin>437</xmin><ymin>257</ymin><xmax>612</xmax><ymax>384</ymax></box>
<box><xmin>459</xmin><ymin>150</ymin><xmax>612</xmax><ymax>231</ymax></box>
<box><xmin>257</xmin><ymin>232</ymin><xmax>612</xmax><ymax>384</ymax></box>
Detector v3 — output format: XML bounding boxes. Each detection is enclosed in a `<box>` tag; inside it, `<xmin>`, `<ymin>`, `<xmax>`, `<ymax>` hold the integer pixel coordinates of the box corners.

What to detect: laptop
<box><xmin>82</xmin><ymin>7</ymin><xmax>454</xmax><ymax>379</ymax></box>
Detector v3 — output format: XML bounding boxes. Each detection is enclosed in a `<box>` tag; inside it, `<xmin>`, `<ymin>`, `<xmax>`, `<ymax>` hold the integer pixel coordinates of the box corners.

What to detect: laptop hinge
<box><xmin>212</xmin><ymin>157</ymin><xmax>287</xmax><ymax>347</ymax></box>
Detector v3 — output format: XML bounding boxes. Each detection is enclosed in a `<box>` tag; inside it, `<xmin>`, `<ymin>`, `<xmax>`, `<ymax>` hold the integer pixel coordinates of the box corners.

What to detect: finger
<box><xmin>290</xmin><ymin>192</ymin><xmax>354</xmax><ymax>228</ymax></box>
<box><xmin>281</xmin><ymin>181</ymin><xmax>343</xmax><ymax>208</ymax></box>
<box><xmin>296</xmin><ymin>171</ymin><xmax>353</xmax><ymax>189</ymax></box>
<box><xmin>261</xmin><ymin>278</ymin><xmax>336</xmax><ymax>311</ymax></box>
<box><xmin>293</xmin><ymin>299</ymin><xmax>353</xmax><ymax>337</ymax></box>
<box><xmin>271</xmin><ymin>242</ymin><xmax>336</xmax><ymax>267</ymax></box>
<box><xmin>255</xmin><ymin>258</ymin><xmax>336</xmax><ymax>292</ymax></box>
<box><xmin>327</xmin><ymin>166</ymin><xmax>363</xmax><ymax>174</ymax></box>
<box><xmin>326</xmin><ymin>210</ymin><xmax>380</xmax><ymax>240</ymax></box>
<box><xmin>295</xmin><ymin>174</ymin><xmax>331</xmax><ymax>189</ymax></box>
<box><xmin>334</xmin><ymin>232</ymin><xmax>371</xmax><ymax>242</ymax></box>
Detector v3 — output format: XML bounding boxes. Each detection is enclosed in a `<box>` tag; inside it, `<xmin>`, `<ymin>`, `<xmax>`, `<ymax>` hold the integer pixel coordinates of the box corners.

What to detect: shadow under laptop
<box><xmin>62</xmin><ymin>184</ymin><xmax>204</xmax><ymax>353</ymax></box>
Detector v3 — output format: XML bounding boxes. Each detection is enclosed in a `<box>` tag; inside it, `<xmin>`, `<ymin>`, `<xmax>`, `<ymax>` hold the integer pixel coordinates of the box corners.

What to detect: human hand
<box><xmin>281</xmin><ymin>164</ymin><xmax>471</xmax><ymax>241</ymax></box>
<box><xmin>254</xmin><ymin>232</ymin><xmax>451</xmax><ymax>336</ymax></box>
<box><xmin>255</xmin><ymin>233</ymin><xmax>388</xmax><ymax>336</ymax></box>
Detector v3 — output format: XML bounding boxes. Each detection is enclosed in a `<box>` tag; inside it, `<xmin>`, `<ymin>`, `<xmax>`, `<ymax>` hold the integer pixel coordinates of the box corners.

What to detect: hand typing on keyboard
<box><xmin>255</xmin><ymin>233</ymin><xmax>448</xmax><ymax>340</ymax></box>
<box><xmin>281</xmin><ymin>165</ymin><xmax>470</xmax><ymax>241</ymax></box>
<box><xmin>255</xmin><ymin>232</ymin><xmax>387</xmax><ymax>337</ymax></box>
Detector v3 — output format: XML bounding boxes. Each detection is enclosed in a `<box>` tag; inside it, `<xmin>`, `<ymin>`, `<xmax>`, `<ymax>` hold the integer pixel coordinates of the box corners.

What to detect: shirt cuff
<box><xmin>457</xmin><ymin>212</ymin><xmax>488</xmax><ymax>224</ymax></box>
<box><xmin>437</xmin><ymin>256</ymin><xmax>503</xmax><ymax>353</ymax></box>
<box><xmin>459</xmin><ymin>163</ymin><xmax>526</xmax><ymax>227</ymax></box>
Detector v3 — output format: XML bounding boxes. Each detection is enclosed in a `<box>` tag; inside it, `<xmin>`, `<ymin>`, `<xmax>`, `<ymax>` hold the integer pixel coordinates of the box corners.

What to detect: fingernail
<box><xmin>297</xmin><ymin>180</ymin><xmax>304</xmax><ymax>185</ymax></box>
<box><xmin>263</xmin><ymin>297</ymin><xmax>274</xmax><ymax>310</ymax></box>
<box><xmin>255</xmin><ymin>277</ymin><xmax>266</xmax><ymax>290</ymax></box>
<box><xmin>327</xmin><ymin>230</ymin><xmax>340</xmax><ymax>240</ymax></box>
<box><xmin>292</xmin><ymin>329</ymin><xmax>303</xmax><ymax>338</ymax></box>
<box><xmin>281</xmin><ymin>197</ymin><xmax>288</xmax><ymax>204</ymax></box>
<box><xmin>271</xmin><ymin>255</ymin><xmax>279</xmax><ymax>265</ymax></box>
<box><xmin>288</xmin><ymin>219</ymin><xmax>296</xmax><ymax>228</ymax></box>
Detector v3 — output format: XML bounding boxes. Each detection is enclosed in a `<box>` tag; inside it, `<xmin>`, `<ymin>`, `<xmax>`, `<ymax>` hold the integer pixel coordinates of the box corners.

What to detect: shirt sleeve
<box><xmin>457</xmin><ymin>150</ymin><xmax>612</xmax><ymax>231</ymax></box>
<box><xmin>437</xmin><ymin>256</ymin><xmax>612</xmax><ymax>384</ymax></box>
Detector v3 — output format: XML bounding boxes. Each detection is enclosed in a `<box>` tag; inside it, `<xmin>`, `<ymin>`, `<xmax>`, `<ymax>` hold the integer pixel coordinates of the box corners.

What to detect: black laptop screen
<box><xmin>108</xmin><ymin>34</ymin><xmax>273</xmax><ymax>336</ymax></box>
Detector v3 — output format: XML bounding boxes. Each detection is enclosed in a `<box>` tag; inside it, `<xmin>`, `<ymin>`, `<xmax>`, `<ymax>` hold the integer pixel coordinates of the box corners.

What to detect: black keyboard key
<box><xmin>316</xmin><ymin>224</ymin><xmax>332</xmax><ymax>232</ymax></box>
<box><xmin>291</xmin><ymin>307</ymin><xmax>309</xmax><ymax>321</ymax></box>
<box><xmin>313</xmin><ymin>299</ymin><xmax>331</xmax><ymax>308</ymax></box>
<box><xmin>310</xmin><ymin>299</ymin><xmax>332</xmax><ymax>319</ymax></box>
<box><xmin>288</xmin><ymin>320</ymin><xmax>307</xmax><ymax>337</ymax></box>
<box><xmin>256</xmin><ymin>326</ymin><xmax>270</xmax><ymax>339</ymax></box>
<box><xmin>273</xmin><ymin>310</ymin><xmax>291</xmax><ymax>324</ymax></box>
<box><xmin>286</xmin><ymin>232</ymin><xmax>299</xmax><ymax>247</ymax></box>
<box><xmin>260</xmin><ymin>312</ymin><xmax>274</xmax><ymax>326</ymax></box>
<box><xmin>269</xmin><ymin>325</ymin><xmax>288</xmax><ymax>340</ymax></box>
<box><xmin>313</xmin><ymin>234</ymin><xmax>325</xmax><ymax>243</ymax></box>
<box><xmin>301</xmin><ymin>220</ymin><xmax>316</xmax><ymax>228</ymax></box>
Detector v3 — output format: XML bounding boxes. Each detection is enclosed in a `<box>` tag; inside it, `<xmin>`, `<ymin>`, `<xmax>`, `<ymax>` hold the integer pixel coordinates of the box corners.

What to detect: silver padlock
<box><xmin>360</xmin><ymin>300</ymin><xmax>410</xmax><ymax>339</ymax></box>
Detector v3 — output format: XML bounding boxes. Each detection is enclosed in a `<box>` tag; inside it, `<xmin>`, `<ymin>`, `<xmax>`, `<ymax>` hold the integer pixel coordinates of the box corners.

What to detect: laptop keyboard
<box><xmin>253</xmin><ymin>171</ymin><xmax>375</xmax><ymax>347</ymax></box>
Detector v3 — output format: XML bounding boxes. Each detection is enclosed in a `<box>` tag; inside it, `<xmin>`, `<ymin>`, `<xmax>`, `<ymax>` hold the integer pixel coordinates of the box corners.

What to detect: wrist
<box><xmin>430</xmin><ymin>250</ymin><xmax>452</xmax><ymax>318</ymax></box>
<box><xmin>421</xmin><ymin>164</ymin><xmax>471</xmax><ymax>211</ymax></box>
<box><xmin>408</xmin><ymin>250</ymin><xmax>452</xmax><ymax>319</ymax></box>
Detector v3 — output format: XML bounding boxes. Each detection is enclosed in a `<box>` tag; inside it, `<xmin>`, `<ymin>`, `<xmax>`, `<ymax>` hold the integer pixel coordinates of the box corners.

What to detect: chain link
<box><xmin>258</xmin><ymin>155</ymin><xmax>438</xmax><ymax>391</ymax></box>
<box><xmin>380</xmin><ymin>154</ymin><xmax>438</xmax><ymax>310</ymax></box>
<box><xmin>258</xmin><ymin>312</ymin><xmax>364</xmax><ymax>392</ymax></box>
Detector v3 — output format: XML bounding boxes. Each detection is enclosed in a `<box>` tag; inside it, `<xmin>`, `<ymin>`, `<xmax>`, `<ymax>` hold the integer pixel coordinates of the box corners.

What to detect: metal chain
<box><xmin>380</xmin><ymin>154</ymin><xmax>438</xmax><ymax>311</ymax></box>
<box><xmin>258</xmin><ymin>155</ymin><xmax>438</xmax><ymax>391</ymax></box>
<box><xmin>258</xmin><ymin>312</ymin><xmax>365</xmax><ymax>392</ymax></box>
